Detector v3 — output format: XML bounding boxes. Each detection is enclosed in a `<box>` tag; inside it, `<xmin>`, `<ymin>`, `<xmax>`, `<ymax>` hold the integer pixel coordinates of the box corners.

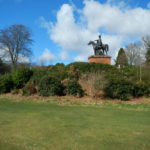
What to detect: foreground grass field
<box><xmin>0</xmin><ymin>98</ymin><xmax>150</xmax><ymax>150</ymax></box>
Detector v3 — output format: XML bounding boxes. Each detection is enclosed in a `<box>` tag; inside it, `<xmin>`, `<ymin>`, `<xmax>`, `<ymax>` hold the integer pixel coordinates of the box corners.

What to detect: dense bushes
<box><xmin>22</xmin><ymin>84</ymin><xmax>37</xmax><ymax>96</ymax></box>
<box><xmin>31</xmin><ymin>68</ymin><xmax>49</xmax><ymax>86</ymax></box>
<box><xmin>67</xmin><ymin>62</ymin><xmax>117</xmax><ymax>74</ymax></box>
<box><xmin>104</xmin><ymin>75</ymin><xmax>150</xmax><ymax>100</ymax></box>
<box><xmin>133</xmin><ymin>81</ymin><xmax>150</xmax><ymax>97</ymax></box>
<box><xmin>104</xmin><ymin>78</ymin><xmax>133</xmax><ymax>100</ymax></box>
<box><xmin>0</xmin><ymin>59</ymin><xmax>11</xmax><ymax>75</ymax></box>
<box><xmin>31</xmin><ymin>66</ymin><xmax>68</xmax><ymax>86</ymax></box>
<box><xmin>65</xmin><ymin>80</ymin><xmax>84</xmax><ymax>97</ymax></box>
<box><xmin>141</xmin><ymin>66</ymin><xmax>150</xmax><ymax>84</ymax></box>
<box><xmin>119</xmin><ymin>66</ymin><xmax>139</xmax><ymax>81</ymax></box>
<box><xmin>0</xmin><ymin>74</ymin><xmax>13</xmax><ymax>93</ymax></box>
<box><xmin>12</xmin><ymin>67</ymin><xmax>33</xmax><ymax>88</ymax></box>
<box><xmin>0</xmin><ymin>63</ymin><xmax>150</xmax><ymax>100</ymax></box>
<box><xmin>38</xmin><ymin>76</ymin><xmax>64</xmax><ymax>96</ymax></box>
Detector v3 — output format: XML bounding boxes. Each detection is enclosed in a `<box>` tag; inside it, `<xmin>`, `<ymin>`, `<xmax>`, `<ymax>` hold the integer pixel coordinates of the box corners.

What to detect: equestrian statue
<box><xmin>88</xmin><ymin>35</ymin><xmax>109</xmax><ymax>56</ymax></box>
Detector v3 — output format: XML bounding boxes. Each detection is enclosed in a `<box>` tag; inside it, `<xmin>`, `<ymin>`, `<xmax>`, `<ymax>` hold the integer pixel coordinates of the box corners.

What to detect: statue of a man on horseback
<box><xmin>88</xmin><ymin>35</ymin><xmax>109</xmax><ymax>56</ymax></box>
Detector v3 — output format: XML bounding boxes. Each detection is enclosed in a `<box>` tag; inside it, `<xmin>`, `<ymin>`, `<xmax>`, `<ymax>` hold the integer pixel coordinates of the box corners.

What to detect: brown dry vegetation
<box><xmin>1</xmin><ymin>93</ymin><xmax>150</xmax><ymax>105</ymax></box>
<box><xmin>79</xmin><ymin>72</ymin><xmax>108</xmax><ymax>98</ymax></box>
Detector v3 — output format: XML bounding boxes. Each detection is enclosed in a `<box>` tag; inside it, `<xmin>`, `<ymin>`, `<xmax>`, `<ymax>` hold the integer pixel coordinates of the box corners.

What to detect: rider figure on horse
<box><xmin>95</xmin><ymin>35</ymin><xmax>103</xmax><ymax>49</ymax></box>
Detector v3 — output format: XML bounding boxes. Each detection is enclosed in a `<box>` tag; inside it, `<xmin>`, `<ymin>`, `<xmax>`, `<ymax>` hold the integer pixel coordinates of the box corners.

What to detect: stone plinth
<box><xmin>88</xmin><ymin>55</ymin><xmax>111</xmax><ymax>65</ymax></box>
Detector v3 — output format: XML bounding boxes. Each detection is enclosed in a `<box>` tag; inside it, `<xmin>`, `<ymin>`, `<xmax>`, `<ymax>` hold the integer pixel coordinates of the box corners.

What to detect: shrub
<box><xmin>11</xmin><ymin>88</ymin><xmax>19</xmax><ymax>94</ymax></box>
<box><xmin>0</xmin><ymin>74</ymin><xmax>13</xmax><ymax>93</ymax></box>
<box><xmin>22</xmin><ymin>84</ymin><xmax>37</xmax><ymax>96</ymax></box>
<box><xmin>142</xmin><ymin>66</ymin><xmax>150</xmax><ymax>84</ymax></box>
<box><xmin>31</xmin><ymin>67</ymin><xmax>68</xmax><ymax>86</ymax></box>
<box><xmin>31</xmin><ymin>68</ymin><xmax>49</xmax><ymax>86</ymax></box>
<box><xmin>65</xmin><ymin>80</ymin><xmax>84</xmax><ymax>97</ymax></box>
<box><xmin>12</xmin><ymin>67</ymin><xmax>33</xmax><ymax>88</ymax></box>
<box><xmin>67</xmin><ymin>65</ymin><xmax>80</xmax><ymax>80</ymax></box>
<box><xmin>38</xmin><ymin>76</ymin><xmax>64</xmax><ymax>96</ymax></box>
<box><xmin>119</xmin><ymin>66</ymin><xmax>139</xmax><ymax>82</ymax></box>
<box><xmin>79</xmin><ymin>72</ymin><xmax>108</xmax><ymax>98</ymax></box>
<box><xmin>67</xmin><ymin>62</ymin><xmax>117</xmax><ymax>74</ymax></box>
<box><xmin>132</xmin><ymin>81</ymin><xmax>150</xmax><ymax>97</ymax></box>
<box><xmin>104</xmin><ymin>78</ymin><xmax>133</xmax><ymax>100</ymax></box>
<box><xmin>51</xmin><ymin>63</ymin><xmax>68</xmax><ymax>80</ymax></box>
<box><xmin>0</xmin><ymin>59</ymin><xmax>11</xmax><ymax>75</ymax></box>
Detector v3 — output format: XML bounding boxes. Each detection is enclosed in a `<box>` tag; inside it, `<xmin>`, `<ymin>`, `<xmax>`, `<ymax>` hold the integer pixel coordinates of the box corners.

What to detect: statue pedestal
<box><xmin>88</xmin><ymin>55</ymin><xmax>111</xmax><ymax>65</ymax></box>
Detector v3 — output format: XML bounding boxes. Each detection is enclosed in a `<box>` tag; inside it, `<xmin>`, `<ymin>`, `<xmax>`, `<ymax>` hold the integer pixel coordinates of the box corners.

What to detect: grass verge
<box><xmin>0</xmin><ymin>97</ymin><xmax>150</xmax><ymax>150</ymax></box>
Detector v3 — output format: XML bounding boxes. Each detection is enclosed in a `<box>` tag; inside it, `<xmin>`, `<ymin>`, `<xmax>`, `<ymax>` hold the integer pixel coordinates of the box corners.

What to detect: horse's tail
<box><xmin>105</xmin><ymin>44</ymin><xmax>109</xmax><ymax>55</ymax></box>
<box><xmin>106</xmin><ymin>44</ymin><xmax>109</xmax><ymax>51</ymax></box>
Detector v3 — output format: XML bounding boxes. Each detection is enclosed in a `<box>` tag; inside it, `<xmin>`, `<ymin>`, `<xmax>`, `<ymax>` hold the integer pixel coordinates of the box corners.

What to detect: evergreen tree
<box><xmin>145</xmin><ymin>48</ymin><xmax>150</xmax><ymax>65</ymax></box>
<box><xmin>115</xmin><ymin>48</ymin><xmax>128</xmax><ymax>68</ymax></box>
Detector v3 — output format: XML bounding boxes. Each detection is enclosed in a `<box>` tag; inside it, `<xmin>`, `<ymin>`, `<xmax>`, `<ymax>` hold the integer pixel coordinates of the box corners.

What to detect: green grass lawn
<box><xmin>0</xmin><ymin>98</ymin><xmax>150</xmax><ymax>150</ymax></box>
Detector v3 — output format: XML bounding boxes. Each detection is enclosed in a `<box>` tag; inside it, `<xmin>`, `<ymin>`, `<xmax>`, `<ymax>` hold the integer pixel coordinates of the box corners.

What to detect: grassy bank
<box><xmin>0</xmin><ymin>97</ymin><xmax>150</xmax><ymax>150</ymax></box>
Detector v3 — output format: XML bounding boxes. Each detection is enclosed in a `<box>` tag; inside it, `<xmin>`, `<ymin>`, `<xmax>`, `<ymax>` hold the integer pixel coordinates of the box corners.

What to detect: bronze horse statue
<box><xmin>88</xmin><ymin>40</ymin><xmax>109</xmax><ymax>56</ymax></box>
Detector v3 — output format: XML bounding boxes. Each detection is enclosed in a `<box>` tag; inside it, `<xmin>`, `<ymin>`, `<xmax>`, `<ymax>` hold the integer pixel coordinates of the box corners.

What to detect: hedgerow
<box><xmin>0</xmin><ymin>62</ymin><xmax>150</xmax><ymax>100</ymax></box>
<box><xmin>104</xmin><ymin>77</ymin><xmax>133</xmax><ymax>100</ymax></box>
<box><xmin>12</xmin><ymin>67</ymin><xmax>33</xmax><ymax>88</ymax></box>
<box><xmin>0</xmin><ymin>74</ymin><xmax>14</xmax><ymax>93</ymax></box>
<box><xmin>38</xmin><ymin>76</ymin><xmax>64</xmax><ymax>96</ymax></box>
<box><xmin>65</xmin><ymin>80</ymin><xmax>84</xmax><ymax>97</ymax></box>
<box><xmin>22</xmin><ymin>84</ymin><xmax>37</xmax><ymax>96</ymax></box>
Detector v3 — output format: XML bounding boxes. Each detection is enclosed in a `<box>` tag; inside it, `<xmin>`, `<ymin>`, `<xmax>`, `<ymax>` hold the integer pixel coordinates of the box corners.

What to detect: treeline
<box><xmin>115</xmin><ymin>35</ymin><xmax>150</xmax><ymax>67</ymax></box>
<box><xmin>0</xmin><ymin>62</ymin><xmax>150</xmax><ymax>100</ymax></box>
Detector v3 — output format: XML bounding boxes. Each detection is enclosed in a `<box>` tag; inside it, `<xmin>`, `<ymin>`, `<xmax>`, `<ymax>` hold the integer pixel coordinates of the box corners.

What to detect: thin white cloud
<box><xmin>40</xmin><ymin>0</ymin><xmax>150</xmax><ymax>62</ymax></box>
<box><xmin>74</xmin><ymin>55</ymin><xmax>87</xmax><ymax>62</ymax></box>
<box><xmin>38</xmin><ymin>48</ymin><xmax>56</xmax><ymax>63</ymax></box>
<box><xmin>59</xmin><ymin>51</ymin><xmax>69</xmax><ymax>61</ymax></box>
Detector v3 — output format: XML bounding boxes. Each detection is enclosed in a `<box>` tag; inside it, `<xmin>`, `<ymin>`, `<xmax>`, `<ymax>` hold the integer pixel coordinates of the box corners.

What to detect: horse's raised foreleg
<box><xmin>106</xmin><ymin>45</ymin><xmax>109</xmax><ymax>56</ymax></box>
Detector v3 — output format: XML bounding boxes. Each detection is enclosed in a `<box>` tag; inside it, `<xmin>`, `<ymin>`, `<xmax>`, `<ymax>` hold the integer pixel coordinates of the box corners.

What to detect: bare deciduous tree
<box><xmin>143</xmin><ymin>35</ymin><xmax>150</xmax><ymax>49</ymax></box>
<box><xmin>143</xmin><ymin>35</ymin><xmax>150</xmax><ymax>65</ymax></box>
<box><xmin>125</xmin><ymin>42</ymin><xmax>145</xmax><ymax>65</ymax></box>
<box><xmin>0</xmin><ymin>24</ymin><xmax>33</xmax><ymax>70</ymax></box>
